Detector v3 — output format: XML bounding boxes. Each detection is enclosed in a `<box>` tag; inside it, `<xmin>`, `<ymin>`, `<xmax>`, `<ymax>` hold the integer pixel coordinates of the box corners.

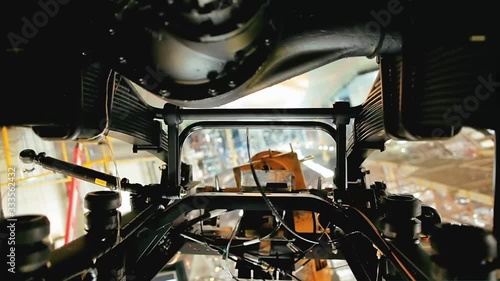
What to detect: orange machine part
<box><xmin>233</xmin><ymin>150</ymin><xmax>307</xmax><ymax>190</ymax></box>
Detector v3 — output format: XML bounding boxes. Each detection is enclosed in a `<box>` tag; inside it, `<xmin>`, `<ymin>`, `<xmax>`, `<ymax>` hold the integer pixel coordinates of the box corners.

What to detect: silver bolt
<box><xmin>208</xmin><ymin>89</ymin><xmax>217</xmax><ymax>96</ymax></box>
<box><xmin>160</xmin><ymin>89</ymin><xmax>170</xmax><ymax>98</ymax></box>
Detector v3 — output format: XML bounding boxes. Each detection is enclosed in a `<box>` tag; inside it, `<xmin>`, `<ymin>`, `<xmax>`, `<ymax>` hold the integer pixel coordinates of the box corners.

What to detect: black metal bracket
<box><xmin>155</xmin><ymin>105</ymin><xmax>361</xmax><ymax>121</ymax></box>
<box><xmin>178</xmin><ymin>120</ymin><xmax>338</xmax><ymax>150</ymax></box>
<box><xmin>39</xmin><ymin>192</ymin><xmax>428</xmax><ymax>281</ymax></box>
<box><xmin>159</xmin><ymin>103</ymin><xmax>361</xmax><ymax>200</ymax></box>
<box><xmin>332</xmin><ymin>102</ymin><xmax>358</xmax><ymax>203</ymax></box>
<box><xmin>163</xmin><ymin>104</ymin><xmax>182</xmax><ymax>196</ymax></box>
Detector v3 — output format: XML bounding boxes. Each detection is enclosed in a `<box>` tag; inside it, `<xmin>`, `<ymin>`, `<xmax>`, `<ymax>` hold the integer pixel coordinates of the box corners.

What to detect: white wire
<box><xmin>104</xmin><ymin>137</ymin><xmax>121</xmax><ymax>190</ymax></box>
<box><xmin>79</xmin><ymin>70</ymin><xmax>121</xmax><ymax>190</ymax></box>
<box><xmin>80</xmin><ymin>70</ymin><xmax>114</xmax><ymax>142</ymax></box>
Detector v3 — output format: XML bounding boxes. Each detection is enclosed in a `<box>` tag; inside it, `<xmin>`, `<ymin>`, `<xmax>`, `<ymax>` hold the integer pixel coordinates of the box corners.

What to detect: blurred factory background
<box><xmin>0</xmin><ymin>56</ymin><xmax>495</xmax><ymax>280</ymax></box>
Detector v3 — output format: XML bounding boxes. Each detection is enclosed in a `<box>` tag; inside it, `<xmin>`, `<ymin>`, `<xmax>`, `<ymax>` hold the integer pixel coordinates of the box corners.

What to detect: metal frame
<box><xmin>43</xmin><ymin>193</ymin><xmax>427</xmax><ymax>281</ymax></box>
<box><xmin>160</xmin><ymin>103</ymin><xmax>361</xmax><ymax>200</ymax></box>
<box><xmin>13</xmin><ymin>104</ymin><xmax>498</xmax><ymax>280</ymax></box>
<box><xmin>178</xmin><ymin>120</ymin><xmax>338</xmax><ymax>148</ymax></box>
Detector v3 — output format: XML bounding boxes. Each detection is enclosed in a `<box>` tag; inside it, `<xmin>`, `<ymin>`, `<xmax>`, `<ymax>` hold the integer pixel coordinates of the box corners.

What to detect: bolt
<box><xmin>119</xmin><ymin>57</ymin><xmax>127</xmax><ymax>64</ymax></box>
<box><xmin>109</xmin><ymin>28</ymin><xmax>115</xmax><ymax>35</ymax></box>
<box><xmin>264</xmin><ymin>38</ymin><xmax>271</xmax><ymax>46</ymax></box>
<box><xmin>207</xmin><ymin>71</ymin><xmax>218</xmax><ymax>81</ymax></box>
<box><xmin>160</xmin><ymin>89</ymin><xmax>170</xmax><ymax>98</ymax></box>
<box><xmin>208</xmin><ymin>89</ymin><xmax>217</xmax><ymax>96</ymax></box>
<box><xmin>228</xmin><ymin>81</ymin><xmax>236</xmax><ymax>88</ymax></box>
<box><xmin>179</xmin><ymin>188</ymin><xmax>187</xmax><ymax>197</ymax></box>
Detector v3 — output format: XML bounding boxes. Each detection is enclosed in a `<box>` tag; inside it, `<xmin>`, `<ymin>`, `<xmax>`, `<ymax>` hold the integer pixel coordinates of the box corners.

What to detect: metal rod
<box><xmin>167</xmin><ymin>124</ymin><xmax>180</xmax><ymax>188</ymax></box>
<box><xmin>179</xmin><ymin>121</ymin><xmax>338</xmax><ymax>149</ymax></box>
<box><xmin>335</xmin><ymin>123</ymin><xmax>347</xmax><ymax>199</ymax></box>
<box><xmin>494</xmin><ymin>132</ymin><xmax>500</xmax><ymax>257</ymax></box>
<box><xmin>155</xmin><ymin>107</ymin><xmax>360</xmax><ymax>121</ymax></box>
<box><xmin>37</xmin><ymin>153</ymin><xmax>119</xmax><ymax>189</ymax></box>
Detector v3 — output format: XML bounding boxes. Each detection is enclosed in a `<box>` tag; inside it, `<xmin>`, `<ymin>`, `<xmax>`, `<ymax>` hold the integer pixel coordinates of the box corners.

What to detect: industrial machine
<box><xmin>1</xmin><ymin>0</ymin><xmax>499</xmax><ymax>280</ymax></box>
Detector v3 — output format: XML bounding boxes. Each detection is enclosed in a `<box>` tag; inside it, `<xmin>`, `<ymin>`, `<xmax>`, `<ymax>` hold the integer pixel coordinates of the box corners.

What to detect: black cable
<box><xmin>341</xmin><ymin>231</ymin><xmax>375</xmax><ymax>281</ymax></box>
<box><xmin>294</xmin><ymin>222</ymin><xmax>333</xmax><ymax>262</ymax></box>
<box><xmin>245</xmin><ymin>128</ymin><xmax>320</xmax><ymax>245</ymax></box>
<box><xmin>312</xmin><ymin>212</ymin><xmax>317</xmax><ymax>235</ymax></box>
<box><xmin>186</xmin><ymin>232</ymin><xmax>305</xmax><ymax>281</ymax></box>
<box><xmin>284</xmin><ymin>271</ymin><xmax>303</xmax><ymax>281</ymax></box>
<box><xmin>198</xmin><ymin>210</ymin><xmax>229</xmax><ymax>255</ymax></box>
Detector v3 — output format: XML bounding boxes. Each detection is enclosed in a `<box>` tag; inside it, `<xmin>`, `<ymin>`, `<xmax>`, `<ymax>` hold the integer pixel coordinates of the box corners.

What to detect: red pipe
<box><xmin>64</xmin><ymin>143</ymin><xmax>83</xmax><ymax>244</ymax></box>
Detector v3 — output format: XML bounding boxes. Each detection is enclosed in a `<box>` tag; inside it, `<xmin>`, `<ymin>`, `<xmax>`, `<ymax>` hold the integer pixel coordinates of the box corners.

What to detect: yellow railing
<box><xmin>2</xmin><ymin>127</ymin><xmax>13</xmax><ymax>168</ymax></box>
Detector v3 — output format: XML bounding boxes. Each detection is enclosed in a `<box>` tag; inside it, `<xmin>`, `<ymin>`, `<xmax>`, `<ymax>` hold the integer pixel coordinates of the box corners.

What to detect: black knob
<box><xmin>19</xmin><ymin>149</ymin><xmax>37</xmax><ymax>164</ymax></box>
<box><xmin>1</xmin><ymin>215</ymin><xmax>51</xmax><ymax>275</ymax></box>
<box><xmin>84</xmin><ymin>191</ymin><xmax>121</xmax><ymax>212</ymax></box>
<box><xmin>385</xmin><ymin>194</ymin><xmax>422</xmax><ymax>220</ymax></box>
<box><xmin>13</xmin><ymin>215</ymin><xmax>50</xmax><ymax>245</ymax></box>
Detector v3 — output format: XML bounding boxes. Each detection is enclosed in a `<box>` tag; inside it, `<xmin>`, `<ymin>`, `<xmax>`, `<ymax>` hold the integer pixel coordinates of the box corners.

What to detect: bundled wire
<box><xmin>346</xmin><ymin>206</ymin><xmax>423</xmax><ymax>281</ymax></box>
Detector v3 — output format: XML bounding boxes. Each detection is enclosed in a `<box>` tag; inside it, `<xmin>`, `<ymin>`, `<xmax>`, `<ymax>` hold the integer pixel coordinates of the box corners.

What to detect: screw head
<box><xmin>159</xmin><ymin>89</ymin><xmax>170</xmax><ymax>98</ymax></box>
<box><xmin>208</xmin><ymin>89</ymin><xmax>217</xmax><ymax>96</ymax></box>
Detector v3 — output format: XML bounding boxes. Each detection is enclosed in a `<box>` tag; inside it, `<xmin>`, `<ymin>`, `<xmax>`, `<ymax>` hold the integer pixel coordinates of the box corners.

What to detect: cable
<box><xmin>198</xmin><ymin>210</ymin><xmax>229</xmax><ymax>254</ymax></box>
<box><xmin>222</xmin><ymin>210</ymin><xmax>244</xmax><ymax>281</ymax></box>
<box><xmin>346</xmin><ymin>206</ymin><xmax>421</xmax><ymax>281</ymax></box>
<box><xmin>283</xmin><ymin>271</ymin><xmax>303</xmax><ymax>281</ymax></box>
<box><xmin>376</xmin><ymin>255</ymin><xmax>382</xmax><ymax>281</ymax></box>
<box><xmin>293</xmin><ymin>259</ymin><xmax>311</xmax><ymax>275</ymax></box>
<box><xmin>315</xmin><ymin>213</ymin><xmax>332</xmax><ymax>241</ymax></box>
<box><xmin>103</xmin><ymin>137</ymin><xmax>121</xmax><ymax>190</ymax></box>
<box><xmin>245</xmin><ymin>128</ymin><xmax>320</xmax><ymax>245</ymax></box>
<box><xmin>78</xmin><ymin>70</ymin><xmax>122</xmax><ymax>190</ymax></box>
<box><xmin>295</xmin><ymin>221</ymin><xmax>333</xmax><ymax>263</ymax></box>
<box><xmin>80</xmin><ymin>70</ymin><xmax>114</xmax><ymax>142</ymax></box>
